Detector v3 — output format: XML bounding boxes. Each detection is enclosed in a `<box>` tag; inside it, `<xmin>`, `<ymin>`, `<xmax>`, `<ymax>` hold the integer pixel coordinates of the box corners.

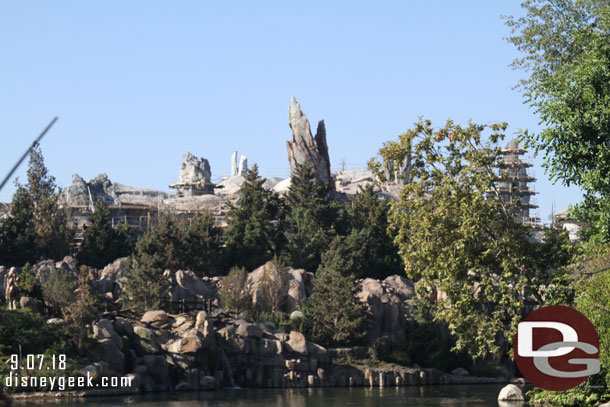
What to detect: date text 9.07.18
<box><xmin>8</xmin><ymin>354</ymin><xmax>66</xmax><ymax>371</ymax></box>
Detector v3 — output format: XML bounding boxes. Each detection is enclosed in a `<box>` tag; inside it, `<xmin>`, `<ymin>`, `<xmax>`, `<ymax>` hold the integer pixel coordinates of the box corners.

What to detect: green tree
<box><xmin>225</xmin><ymin>165</ymin><xmax>283</xmax><ymax>271</ymax></box>
<box><xmin>346</xmin><ymin>185</ymin><xmax>403</xmax><ymax>279</ymax></box>
<box><xmin>78</xmin><ymin>199</ymin><xmax>133</xmax><ymax>268</ymax></box>
<box><xmin>218</xmin><ymin>266</ymin><xmax>252</xmax><ymax>314</ymax></box>
<box><xmin>305</xmin><ymin>264</ymin><xmax>367</xmax><ymax>347</ymax></box>
<box><xmin>19</xmin><ymin>263</ymin><xmax>42</xmax><ymax>299</ymax></box>
<box><xmin>506</xmin><ymin>0</ymin><xmax>610</xmax><ymax>240</ymax></box>
<box><xmin>0</xmin><ymin>144</ymin><xmax>71</xmax><ymax>266</ymax></box>
<box><xmin>122</xmin><ymin>235</ymin><xmax>171</xmax><ymax>312</ymax></box>
<box><xmin>42</xmin><ymin>268</ymin><xmax>74</xmax><ymax>315</ymax></box>
<box><xmin>385</xmin><ymin>119</ymin><xmax>568</xmax><ymax>359</ymax></box>
<box><xmin>284</xmin><ymin>163</ymin><xmax>341</xmax><ymax>271</ymax></box>
<box><xmin>63</xmin><ymin>266</ymin><xmax>98</xmax><ymax>350</ymax></box>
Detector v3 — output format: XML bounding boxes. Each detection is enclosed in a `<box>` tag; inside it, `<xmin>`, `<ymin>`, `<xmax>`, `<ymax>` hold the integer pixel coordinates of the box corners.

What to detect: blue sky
<box><xmin>0</xmin><ymin>1</ymin><xmax>583</xmax><ymax>222</ymax></box>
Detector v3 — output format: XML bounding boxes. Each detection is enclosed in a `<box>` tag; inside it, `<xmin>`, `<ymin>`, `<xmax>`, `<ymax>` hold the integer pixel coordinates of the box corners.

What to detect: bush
<box><xmin>219</xmin><ymin>266</ymin><xmax>252</xmax><ymax>314</ymax></box>
<box><xmin>41</xmin><ymin>268</ymin><xmax>74</xmax><ymax>315</ymax></box>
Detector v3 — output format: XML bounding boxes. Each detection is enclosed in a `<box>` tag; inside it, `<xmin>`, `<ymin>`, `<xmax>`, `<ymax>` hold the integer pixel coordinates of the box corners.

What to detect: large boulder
<box><xmin>357</xmin><ymin>275</ymin><xmax>416</xmax><ymax>343</ymax></box>
<box><xmin>100</xmin><ymin>257</ymin><xmax>128</xmax><ymax>281</ymax></box>
<box><xmin>248</xmin><ymin>261</ymin><xmax>313</xmax><ymax>313</ymax></box>
<box><xmin>178</xmin><ymin>152</ymin><xmax>211</xmax><ymax>185</ymax></box>
<box><xmin>286</xmin><ymin>331</ymin><xmax>308</xmax><ymax>354</ymax></box>
<box><xmin>286</xmin><ymin>97</ymin><xmax>332</xmax><ymax>186</ymax></box>
<box><xmin>498</xmin><ymin>384</ymin><xmax>525</xmax><ymax>401</ymax></box>
<box><xmin>175</xmin><ymin>270</ymin><xmax>214</xmax><ymax>298</ymax></box>
<box><xmin>98</xmin><ymin>338</ymin><xmax>125</xmax><ymax>373</ymax></box>
<box><xmin>235</xmin><ymin>320</ymin><xmax>263</xmax><ymax>339</ymax></box>
<box><xmin>141</xmin><ymin>310</ymin><xmax>171</xmax><ymax>327</ymax></box>
<box><xmin>93</xmin><ymin>319</ymin><xmax>123</xmax><ymax>350</ymax></box>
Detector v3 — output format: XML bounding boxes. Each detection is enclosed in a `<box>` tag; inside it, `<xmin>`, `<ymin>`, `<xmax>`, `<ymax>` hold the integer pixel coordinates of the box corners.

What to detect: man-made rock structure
<box><xmin>358</xmin><ymin>276</ymin><xmax>415</xmax><ymax>343</ymax></box>
<box><xmin>287</xmin><ymin>97</ymin><xmax>332</xmax><ymax>186</ymax></box>
<box><xmin>231</xmin><ymin>151</ymin><xmax>248</xmax><ymax>176</ymax></box>
<box><xmin>64</xmin><ymin>173</ymin><xmax>169</xmax><ymax>208</ymax></box>
<box><xmin>333</xmin><ymin>168</ymin><xmax>376</xmax><ymax>195</ymax></box>
<box><xmin>170</xmin><ymin>152</ymin><xmax>215</xmax><ymax>197</ymax></box>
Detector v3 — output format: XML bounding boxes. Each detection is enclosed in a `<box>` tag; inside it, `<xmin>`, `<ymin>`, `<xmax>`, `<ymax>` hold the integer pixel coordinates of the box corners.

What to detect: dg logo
<box><xmin>514</xmin><ymin>305</ymin><xmax>600</xmax><ymax>391</ymax></box>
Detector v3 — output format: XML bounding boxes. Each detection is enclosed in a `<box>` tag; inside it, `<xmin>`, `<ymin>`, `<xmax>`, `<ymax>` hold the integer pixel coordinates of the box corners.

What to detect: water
<box><xmin>13</xmin><ymin>384</ymin><xmax>512</xmax><ymax>407</ymax></box>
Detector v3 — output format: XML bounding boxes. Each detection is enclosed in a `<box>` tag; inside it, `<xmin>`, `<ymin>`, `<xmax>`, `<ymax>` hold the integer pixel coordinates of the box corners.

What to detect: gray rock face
<box><xmin>98</xmin><ymin>338</ymin><xmax>125</xmax><ymax>373</ymax></box>
<box><xmin>238</xmin><ymin>155</ymin><xmax>248</xmax><ymax>175</ymax></box>
<box><xmin>498</xmin><ymin>384</ymin><xmax>524</xmax><ymax>401</ymax></box>
<box><xmin>287</xmin><ymin>97</ymin><xmax>332</xmax><ymax>185</ymax></box>
<box><xmin>94</xmin><ymin>318</ymin><xmax>123</xmax><ymax>350</ymax></box>
<box><xmin>65</xmin><ymin>173</ymin><xmax>117</xmax><ymax>206</ymax></box>
<box><xmin>179</xmin><ymin>152</ymin><xmax>211</xmax><ymax>184</ymax></box>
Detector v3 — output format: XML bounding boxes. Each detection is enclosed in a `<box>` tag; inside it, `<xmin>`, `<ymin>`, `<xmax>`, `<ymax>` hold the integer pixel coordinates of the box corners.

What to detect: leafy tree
<box><xmin>63</xmin><ymin>266</ymin><xmax>98</xmax><ymax>349</ymax></box>
<box><xmin>385</xmin><ymin>119</ymin><xmax>569</xmax><ymax>359</ymax></box>
<box><xmin>506</xmin><ymin>0</ymin><xmax>610</xmax><ymax>240</ymax></box>
<box><xmin>225</xmin><ymin>165</ymin><xmax>283</xmax><ymax>271</ymax></box>
<box><xmin>218</xmin><ymin>266</ymin><xmax>252</xmax><ymax>314</ymax></box>
<box><xmin>257</xmin><ymin>256</ymin><xmax>290</xmax><ymax>313</ymax></box>
<box><xmin>42</xmin><ymin>268</ymin><xmax>74</xmax><ymax>315</ymax></box>
<box><xmin>305</xmin><ymin>264</ymin><xmax>367</xmax><ymax>347</ymax></box>
<box><xmin>78</xmin><ymin>199</ymin><xmax>133</xmax><ymax>268</ymax></box>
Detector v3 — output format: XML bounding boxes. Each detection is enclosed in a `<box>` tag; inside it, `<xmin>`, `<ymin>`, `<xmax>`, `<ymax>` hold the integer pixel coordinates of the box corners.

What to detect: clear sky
<box><xmin>0</xmin><ymin>1</ymin><xmax>584</xmax><ymax>222</ymax></box>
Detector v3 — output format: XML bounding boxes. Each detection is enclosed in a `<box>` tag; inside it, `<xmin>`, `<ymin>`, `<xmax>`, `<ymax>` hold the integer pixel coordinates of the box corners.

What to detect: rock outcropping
<box><xmin>287</xmin><ymin>97</ymin><xmax>332</xmax><ymax>186</ymax></box>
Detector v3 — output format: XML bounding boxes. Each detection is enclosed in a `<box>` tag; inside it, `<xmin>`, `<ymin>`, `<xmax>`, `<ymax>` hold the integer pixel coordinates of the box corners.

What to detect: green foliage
<box><xmin>122</xmin><ymin>241</ymin><xmax>171</xmax><ymax>313</ymax></box>
<box><xmin>218</xmin><ymin>266</ymin><xmax>252</xmax><ymax>314</ymax></box>
<box><xmin>384</xmin><ymin>119</ymin><xmax>571</xmax><ymax>359</ymax></box>
<box><xmin>41</xmin><ymin>268</ymin><xmax>74</xmax><ymax>315</ymax></box>
<box><xmin>225</xmin><ymin>165</ymin><xmax>283</xmax><ymax>271</ymax></box>
<box><xmin>506</xmin><ymin>1</ymin><xmax>610</xmax><ymax>240</ymax></box>
<box><xmin>305</xmin><ymin>264</ymin><xmax>367</xmax><ymax>347</ymax></box>
<box><xmin>131</xmin><ymin>211</ymin><xmax>223</xmax><ymax>277</ymax></box>
<box><xmin>284</xmin><ymin>163</ymin><xmax>342</xmax><ymax>271</ymax></box>
<box><xmin>63</xmin><ymin>266</ymin><xmax>99</xmax><ymax>349</ymax></box>
<box><xmin>18</xmin><ymin>263</ymin><xmax>42</xmax><ymax>299</ymax></box>
<box><xmin>78</xmin><ymin>199</ymin><xmax>133</xmax><ymax>268</ymax></box>
<box><xmin>0</xmin><ymin>144</ymin><xmax>72</xmax><ymax>266</ymax></box>
<box><xmin>0</xmin><ymin>309</ymin><xmax>97</xmax><ymax>393</ymax></box>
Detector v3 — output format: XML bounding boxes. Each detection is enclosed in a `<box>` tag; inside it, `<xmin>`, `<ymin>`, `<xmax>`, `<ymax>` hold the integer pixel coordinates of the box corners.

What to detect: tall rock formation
<box><xmin>287</xmin><ymin>97</ymin><xmax>332</xmax><ymax>185</ymax></box>
<box><xmin>178</xmin><ymin>152</ymin><xmax>211</xmax><ymax>185</ymax></box>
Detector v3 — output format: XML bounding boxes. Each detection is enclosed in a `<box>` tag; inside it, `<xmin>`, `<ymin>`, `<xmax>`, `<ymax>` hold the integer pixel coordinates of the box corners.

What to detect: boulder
<box><xmin>175</xmin><ymin>270</ymin><xmax>214</xmax><ymax>298</ymax></box>
<box><xmin>235</xmin><ymin>320</ymin><xmax>263</xmax><ymax>339</ymax></box>
<box><xmin>179</xmin><ymin>152</ymin><xmax>211</xmax><ymax>184</ymax></box>
<box><xmin>98</xmin><ymin>339</ymin><xmax>125</xmax><ymax>373</ymax></box>
<box><xmin>178</xmin><ymin>335</ymin><xmax>204</xmax><ymax>354</ymax></box>
<box><xmin>133</xmin><ymin>325</ymin><xmax>161</xmax><ymax>354</ymax></box>
<box><xmin>286</xmin><ymin>97</ymin><xmax>332</xmax><ymax>186</ymax></box>
<box><xmin>286</xmin><ymin>331</ymin><xmax>308</xmax><ymax>354</ymax></box>
<box><xmin>135</xmin><ymin>355</ymin><xmax>169</xmax><ymax>391</ymax></box>
<box><xmin>290</xmin><ymin>311</ymin><xmax>305</xmax><ymax>319</ymax></box>
<box><xmin>451</xmin><ymin>368</ymin><xmax>469</xmax><ymax>376</ymax></box>
<box><xmin>113</xmin><ymin>318</ymin><xmax>135</xmax><ymax>338</ymax></box>
<box><xmin>100</xmin><ymin>257</ymin><xmax>128</xmax><ymax>281</ymax></box>
<box><xmin>93</xmin><ymin>319</ymin><xmax>123</xmax><ymax>350</ymax></box>
<box><xmin>141</xmin><ymin>310</ymin><xmax>171</xmax><ymax>326</ymax></box>
<box><xmin>498</xmin><ymin>384</ymin><xmax>525</xmax><ymax>401</ymax></box>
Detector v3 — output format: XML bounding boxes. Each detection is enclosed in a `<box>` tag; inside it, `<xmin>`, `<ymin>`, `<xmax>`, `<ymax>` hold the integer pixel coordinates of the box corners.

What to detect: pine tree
<box><xmin>182</xmin><ymin>211</ymin><xmax>224</xmax><ymax>276</ymax></box>
<box><xmin>305</xmin><ymin>264</ymin><xmax>367</xmax><ymax>347</ymax></box>
<box><xmin>0</xmin><ymin>144</ymin><xmax>71</xmax><ymax>266</ymax></box>
<box><xmin>225</xmin><ymin>165</ymin><xmax>283</xmax><ymax>271</ymax></box>
<box><xmin>78</xmin><ymin>199</ymin><xmax>133</xmax><ymax>268</ymax></box>
<box><xmin>346</xmin><ymin>184</ymin><xmax>403</xmax><ymax>279</ymax></box>
<box><xmin>64</xmin><ymin>266</ymin><xmax>98</xmax><ymax>350</ymax></box>
<box><xmin>283</xmin><ymin>163</ymin><xmax>341</xmax><ymax>271</ymax></box>
<box><xmin>27</xmin><ymin>144</ymin><xmax>72</xmax><ymax>260</ymax></box>
<box><xmin>122</xmin><ymin>234</ymin><xmax>171</xmax><ymax>312</ymax></box>
<box><xmin>0</xmin><ymin>185</ymin><xmax>36</xmax><ymax>266</ymax></box>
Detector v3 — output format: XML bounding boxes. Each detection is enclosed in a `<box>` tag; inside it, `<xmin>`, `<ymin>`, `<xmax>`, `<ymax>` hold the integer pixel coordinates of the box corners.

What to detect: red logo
<box><xmin>514</xmin><ymin>305</ymin><xmax>600</xmax><ymax>391</ymax></box>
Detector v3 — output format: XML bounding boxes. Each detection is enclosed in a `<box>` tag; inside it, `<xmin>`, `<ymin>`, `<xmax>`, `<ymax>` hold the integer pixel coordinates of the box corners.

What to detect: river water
<box><xmin>14</xmin><ymin>384</ymin><xmax>514</xmax><ymax>407</ymax></box>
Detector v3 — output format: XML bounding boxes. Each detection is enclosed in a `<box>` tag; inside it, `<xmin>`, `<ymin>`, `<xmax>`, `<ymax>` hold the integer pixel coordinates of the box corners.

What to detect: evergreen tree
<box><xmin>27</xmin><ymin>144</ymin><xmax>72</xmax><ymax>260</ymax></box>
<box><xmin>78</xmin><ymin>199</ymin><xmax>133</xmax><ymax>269</ymax></box>
<box><xmin>318</xmin><ymin>231</ymin><xmax>368</xmax><ymax>278</ymax></box>
<box><xmin>182</xmin><ymin>211</ymin><xmax>224</xmax><ymax>276</ymax></box>
<box><xmin>122</xmin><ymin>234</ymin><xmax>171</xmax><ymax>312</ymax></box>
<box><xmin>283</xmin><ymin>163</ymin><xmax>341</xmax><ymax>271</ymax></box>
<box><xmin>0</xmin><ymin>144</ymin><xmax>71</xmax><ymax>266</ymax></box>
<box><xmin>305</xmin><ymin>264</ymin><xmax>367</xmax><ymax>347</ymax></box>
<box><xmin>63</xmin><ymin>266</ymin><xmax>98</xmax><ymax>350</ymax></box>
<box><xmin>42</xmin><ymin>268</ymin><xmax>74</xmax><ymax>315</ymax></box>
<box><xmin>0</xmin><ymin>185</ymin><xmax>36</xmax><ymax>266</ymax></box>
<box><xmin>346</xmin><ymin>185</ymin><xmax>403</xmax><ymax>279</ymax></box>
<box><xmin>225</xmin><ymin>165</ymin><xmax>283</xmax><ymax>271</ymax></box>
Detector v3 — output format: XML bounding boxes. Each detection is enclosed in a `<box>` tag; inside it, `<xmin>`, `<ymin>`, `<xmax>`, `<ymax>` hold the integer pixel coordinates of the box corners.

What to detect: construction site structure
<box><xmin>496</xmin><ymin>139</ymin><xmax>542</xmax><ymax>229</ymax></box>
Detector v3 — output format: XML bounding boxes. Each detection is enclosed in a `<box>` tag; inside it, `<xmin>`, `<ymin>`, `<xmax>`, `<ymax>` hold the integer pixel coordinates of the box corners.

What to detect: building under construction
<box><xmin>496</xmin><ymin>139</ymin><xmax>541</xmax><ymax>228</ymax></box>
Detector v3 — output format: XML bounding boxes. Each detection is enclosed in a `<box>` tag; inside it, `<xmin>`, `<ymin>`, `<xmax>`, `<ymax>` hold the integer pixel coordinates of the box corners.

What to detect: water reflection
<box><xmin>13</xmin><ymin>385</ymin><xmax>507</xmax><ymax>407</ymax></box>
